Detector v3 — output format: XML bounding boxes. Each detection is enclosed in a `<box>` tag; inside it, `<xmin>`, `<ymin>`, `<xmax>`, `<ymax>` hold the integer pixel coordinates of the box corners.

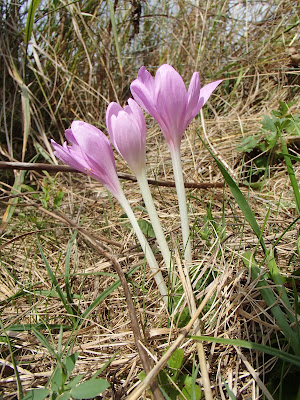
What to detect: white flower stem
<box><xmin>136</xmin><ymin>169</ymin><xmax>173</xmax><ymax>273</ymax></box>
<box><xmin>117</xmin><ymin>191</ymin><xmax>168</xmax><ymax>306</ymax></box>
<box><xmin>170</xmin><ymin>146</ymin><xmax>192</xmax><ymax>263</ymax></box>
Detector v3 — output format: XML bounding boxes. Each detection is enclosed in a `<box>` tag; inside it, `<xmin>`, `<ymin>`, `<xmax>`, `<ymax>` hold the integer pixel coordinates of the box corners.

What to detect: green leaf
<box><xmin>57</xmin><ymin>392</ymin><xmax>71</xmax><ymax>400</ymax></box>
<box><xmin>262</xmin><ymin>115</ymin><xmax>277</xmax><ymax>132</ymax></box>
<box><xmin>266</xmin><ymin>250</ymin><xmax>295</xmax><ymax>324</ymax></box>
<box><xmin>190</xmin><ymin>335</ymin><xmax>300</xmax><ymax>367</ymax></box>
<box><xmin>23</xmin><ymin>389</ymin><xmax>50</xmax><ymax>400</ymax></box>
<box><xmin>180</xmin><ymin>376</ymin><xmax>202</xmax><ymax>400</ymax></box>
<box><xmin>65</xmin><ymin>231</ymin><xmax>78</xmax><ymax>309</ymax></box>
<box><xmin>32</xmin><ymin>329</ymin><xmax>58</xmax><ymax>360</ymax></box>
<box><xmin>51</xmin><ymin>366</ymin><xmax>64</xmax><ymax>392</ymax></box>
<box><xmin>64</xmin><ymin>375</ymin><xmax>85</xmax><ymax>390</ymax></box>
<box><xmin>236</xmin><ymin>136</ymin><xmax>259</xmax><ymax>153</ymax></box>
<box><xmin>167</xmin><ymin>348</ymin><xmax>184</xmax><ymax>370</ymax></box>
<box><xmin>138</xmin><ymin>371</ymin><xmax>146</xmax><ymax>381</ymax></box>
<box><xmin>137</xmin><ymin>219</ymin><xmax>156</xmax><ymax>238</ymax></box>
<box><xmin>197</xmin><ymin>131</ymin><xmax>266</xmax><ymax>253</ymax></box>
<box><xmin>242</xmin><ymin>251</ymin><xmax>300</xmax><ymax>355</ymax></box>
<box><xmin>54</xmin><ymin>190</ymin><xmax>65</xmax><ymax>209</ymax></box>
<box><xmin>37</xmin><ymin>237</ymin><xmax>76</xmax><ymax>324</ymax></box>
<box><xmin>70</xmin><ymin>379</ymin><xmax>110</xmax><ymax>399</ymax></box>
<box><xmin>107</xmin><ymin>0</ymin><xmax>123</xmax><ymax>76</ymax></box>
<box><xmin>64</xmin><ymin>353</ymin><xmax>79</xmax><ymax>380</ymax></box>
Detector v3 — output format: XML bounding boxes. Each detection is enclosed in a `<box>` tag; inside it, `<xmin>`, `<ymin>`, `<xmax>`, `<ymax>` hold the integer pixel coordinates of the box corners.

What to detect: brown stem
<box><xmin>0</xmin><ymin>161</ymin><xmax>224</xmax><ymax>189</ymax></box>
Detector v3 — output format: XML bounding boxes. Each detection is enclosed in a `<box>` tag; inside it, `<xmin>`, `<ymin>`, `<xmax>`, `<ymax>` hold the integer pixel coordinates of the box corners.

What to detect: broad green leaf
<box><xmin>236</xmin><ymin>136</ymin><xmax>259</xmax><ymax>153</ymax></box>
<box><xmin>137</xmin><ymin>219</ymin><xmax>156</xmax><ymax>238</ymax></box>
<box><xmin>262</xmin><ymin>115</ymin><xmax>277</xmax><ymax>132</ymax></box>
<box><xmin>51</xmin><ymin>365</ymin><xmax>64</xmax><ymax>392</ymax></box>
<box><xmin>64</xmin><ymin>353</ymin><xmax>79</xmax><ymax>379</ymax></box>
<box><xmin>23</xmin><ymin>389</ymin><xmax>50</xmax><ymax>400</ymax></box>
<box><xmin>167</xmin><ymin>348</ymin><xmax>184</xmax><ymax>370</ymax></box>
<box><xmin>57</xmin><ymin>392</ymin><xmax>71</xmax><ymax>400</ymax></box>
<box><xmin>64</xmin><ymin>375</ymin><xmax>85</xmax><ymax>390</ymax></box>
<box><xmin>70</xmin><ymin>379</ymin><xmax>110</xmax><ymax>399</ymax></box>
<box><xmin>180</xmin><ymin>376</ymin><xmax>202</xmax><ymax>400</ymax></box>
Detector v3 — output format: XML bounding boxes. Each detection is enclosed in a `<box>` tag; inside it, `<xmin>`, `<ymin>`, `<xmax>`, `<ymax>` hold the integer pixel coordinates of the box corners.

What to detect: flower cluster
<box><xmin>52</xmin><ymin>64</ymin><xmax>222</xmax><ymax>301</ymax></box>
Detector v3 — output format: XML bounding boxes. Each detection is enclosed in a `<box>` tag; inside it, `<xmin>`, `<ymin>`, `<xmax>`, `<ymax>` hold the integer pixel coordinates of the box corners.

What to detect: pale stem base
<box><xmin>170</xmin><ymin>146</ymin><xmax>192</xmax><ymax>263</ymax></box>
<box><xmin>117</xmin><ymin>192</ymin><xmax>168</xmax><ymax>306</ymax></box>
<box><xmin>136</xmin><ymin>169</ymin><xmax>177</xmax><ymax>286</ymax></box>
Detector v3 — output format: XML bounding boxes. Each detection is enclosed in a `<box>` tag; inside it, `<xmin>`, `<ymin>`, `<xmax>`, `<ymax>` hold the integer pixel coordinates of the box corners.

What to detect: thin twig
<box><xmin>0</xmin><ymin>161</ymin><xmax>224</xmax><ymax>189</ymax></box>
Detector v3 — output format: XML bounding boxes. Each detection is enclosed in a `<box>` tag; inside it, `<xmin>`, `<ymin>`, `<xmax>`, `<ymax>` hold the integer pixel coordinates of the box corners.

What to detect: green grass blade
<box><xmin>80</xmin><ymin>265</ymin><xmax>140</xmax><ymax>321</ymax></box>
<box><xmin>37</xmin><ymin>237</ymin><xmax>76</xmax><ymax>324</ymax></box>
<box><xmin>65</xmin><ymin>231</ymin><xmax>78</xmax><ymax>306</ymax></box>
<box><xmin>24</xmin><ymin>0</ymin><xmax>42</xmax><ymax>44</ymax></box>
<box><xmin>279</xmin><ymin>134</ymin><xmax>300</xmax><ymax>214</ymax></box>
<box><xmin>190</xmin><ymin>335</ymin><xmax>300</xmax><ymax>368</ymax></box>
<box><xmin>0</xmin><ymin>171</ymin><xmax>25</xmax><ymax>232</ymax></box>
<box><xmin>107</xmin><ymin>0</ymin><xmax>123</xmax><ymax>77</ymax></box>
<box><xmin>197</xmin><ymin>130</ymin><xmax>267</xmax><ymax>253</ymax></box>
<box><xmin>266</xmin><ymin>249</ymin><xmax>295</xmax><ymax>323</ymax></box>
<box><xmin>242</xmin><ymin>251</ymin><xmax>300</xmax><ymax>355</ymax></box>
<box><xmin>32</xmin><ymin>328</ymin><xmax>60</xmax><ymax>362</ymax></box>
<box><xmin>0</xmin><ymin>320</ymin><xmax>23</xmax><ymax>399</ymax></box>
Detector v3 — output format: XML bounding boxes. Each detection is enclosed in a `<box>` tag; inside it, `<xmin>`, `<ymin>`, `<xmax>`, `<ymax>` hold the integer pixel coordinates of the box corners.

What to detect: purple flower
<box><xmin>130</xmin><ymin>64</ymin><xmax>222</xmax><ymax>150</ymax></box>
<box><xmin>51</xmin><ymin>121</ymin><xmax>122</xmax><ymax>198</ymax></box>
<box><xmin>106</xmin><ymin>99</ymin><xmax>146</xmax><ymax>175</ymax></box>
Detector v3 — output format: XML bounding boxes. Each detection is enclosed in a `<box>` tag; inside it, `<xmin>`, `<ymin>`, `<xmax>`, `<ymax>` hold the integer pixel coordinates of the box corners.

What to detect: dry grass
<box><xmin>0</xmin><ymin>0</ymin><xmax>300</xmax><ymax>398</ymax></box>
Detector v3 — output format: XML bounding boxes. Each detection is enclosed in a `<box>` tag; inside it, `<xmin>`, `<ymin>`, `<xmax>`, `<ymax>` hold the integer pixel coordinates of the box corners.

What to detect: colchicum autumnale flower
<box><xmin>131</xmin><ymin>64</ymin><xmax>222</xmax><ymax>262</ymax></box>
<box><xmin>51</xmin><ymin>121</ymin><xmax>168</xmax><ymax>304</ymax></box>
<box><xmin>106</xmin><ymin>99</ymin><xmax>146</xmax><ymax>175</ymax></box>
<box><xmin>106</xmin><ymin>100</ymin><xmax>173</xmax><ymax>274</ymax></box>
<box><xmin>130</xmin><ymin>64</ymin><xmax>222</xmax><ymax>152</ymax></box>
<box><xmin>51</xmin><ymin>121</ymin><xmax>122</xmax><ymax>199</ymax></box>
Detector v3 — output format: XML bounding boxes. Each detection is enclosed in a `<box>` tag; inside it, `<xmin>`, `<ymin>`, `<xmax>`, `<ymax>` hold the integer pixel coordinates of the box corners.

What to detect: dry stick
<box><xmin>0</xmin><ymin>161</ymin><xmax>224</xmax><ymax>190</ymax></box>
<box><xmin>174</xmin><ymin>246</ymin><xmax>213</xmax><ymax>400</ymax></box>
<box><xmin>23</xmin><ymin>201</ymin><xmax>165</xmax><ymax>400</ymax></box>
<box><xmin>127</xmin><ymin>278</ymin><xmax>220</xmax><ymax>400</ymax></box>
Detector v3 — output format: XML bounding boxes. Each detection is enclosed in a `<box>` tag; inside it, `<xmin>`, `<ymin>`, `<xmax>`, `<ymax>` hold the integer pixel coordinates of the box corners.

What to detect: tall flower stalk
<box><xmin>131</xmin><ymin>64</ymin><xmax>222</xmax><ymax>262</ymax></box>
<box><xmin>51</xmin><ymin>121</ymin><xmax>168</xmax><ymax>305</ymax></box>
<box><xmin>106</xmin><ymin>100</ymin><xmax>173</xmax><ymax>275</ymax></box>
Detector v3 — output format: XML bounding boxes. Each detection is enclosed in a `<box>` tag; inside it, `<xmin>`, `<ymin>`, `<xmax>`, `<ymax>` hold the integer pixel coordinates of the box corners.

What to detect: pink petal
<box><xmin>154</xmin><ymin>65</ymin><xmax>188</xmax><ymax>145</ymax></box>
<box><xmin>137</xmin><ymin>66</ymin><xmax>155</xmax><ymax>94</ymax></box>
<box><xmin>126</xmin><ymin>99</ymin><xmax>146</xmax><ymax>141</ymax></box>
<box><xmin>112</xmin><ymin>111</ymin><xmax>145</xmax><ymax>172</ymax></box>
<box><xmin>185</xmin><ymin>72</ymin><xmax>201</xmax><ymax>122</ymax></box>
<box><xmin>106</xmin><ymin>103</ymin><xmax>123</xmax><ymax>145</ymax></box>
<box><xmin>130</xmin><ymin>79</ymin><xmax>158</xmax><ymax>118</ymax></box>
<box><xmin>197</xmin><ymin>80</ymin><xmax>223</xmax><ymax>109</ymax></box>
